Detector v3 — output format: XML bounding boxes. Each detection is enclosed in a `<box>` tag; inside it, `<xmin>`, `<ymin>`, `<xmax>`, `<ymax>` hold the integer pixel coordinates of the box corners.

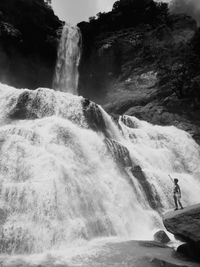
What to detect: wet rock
<box><xmin>120</xmin><ymin>115</ymin><xmax>139</xmax><ymax>128</ymax></box>
<box><xmin>163</xmin><ymin>204</ymin><xmax>200</xmax><ymax>261</ymax></box>
<box><xmin>105</xmin><ymin>138</ymin><xmax>132</xmax><ymax>167</ymax></box>
<box><xmin>163</xmin><ymin>204</ymin><xmax>200</xmax><ymax>243</ymax></box>
<box><xmin>9</xmin><ymin>89</ymin><xmax>56</xmax><ymax>120</ymax></box>
<box><xmin>82</xmin><ymin>98</ymin><xmax>108</xmax><ymax>137</ymax></box>
<box><xmin>9</xmin><ymin>91</ymin><xmax>36</xmax><ymax>120</ymax></box>
<box><xmin>153</xmin><ymin>230</ymin><xmax>170</xmax><ymax>244</ymax></box>
<box><xmin>131</xmin><ymin>165</ymin><xmax>162</xmax><ymax>210</ymax></box>
<box><xmin>135</xmin><ymin>257</ymin><xmax>189</xmax><ymax>267</ymax></box>
<box><xmin>177</xmin><ymin>242</ymin><xmax>200</xmax><ymax>261</ymax></box>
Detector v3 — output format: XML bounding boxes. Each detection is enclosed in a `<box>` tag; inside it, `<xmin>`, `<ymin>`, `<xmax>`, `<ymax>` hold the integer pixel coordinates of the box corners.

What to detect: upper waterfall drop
<box><xmin>53</xmin><ymin>23</ymin><xmax>82</xmax><ymax>94</ymax></box>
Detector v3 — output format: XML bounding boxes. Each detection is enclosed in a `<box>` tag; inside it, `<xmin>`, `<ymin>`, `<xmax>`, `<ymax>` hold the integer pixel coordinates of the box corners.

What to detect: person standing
<box><xmin>169</xmin><ymin>175</ymin><xmax>184</xmax><ymax>210</ymax></box>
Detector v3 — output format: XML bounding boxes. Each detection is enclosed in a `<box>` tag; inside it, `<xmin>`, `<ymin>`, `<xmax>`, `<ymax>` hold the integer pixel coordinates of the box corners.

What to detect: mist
<box><xmin>170</xmin><ymin>0</ymin><xmax>200</xmax><ymax>25</ymax></box>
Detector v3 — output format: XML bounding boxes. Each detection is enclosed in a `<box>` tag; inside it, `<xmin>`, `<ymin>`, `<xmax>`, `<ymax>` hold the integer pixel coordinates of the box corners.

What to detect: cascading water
<box><xmin>53</xmin><ymin>23</ymin><xmax>82</xmax><ymax>94</ymax></box>
<box><xmin>0</xmin><ymin>83</ymin><xmax>200</xmax><ymax>258</ymax></box>
<box><xmin>1</xmin><ymin>18</ymin><xmax>200</xmax><ymax>266</ymax></box>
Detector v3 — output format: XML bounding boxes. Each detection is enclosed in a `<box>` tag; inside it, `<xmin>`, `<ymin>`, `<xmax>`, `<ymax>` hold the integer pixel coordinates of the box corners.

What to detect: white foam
<box><xmin>0</xmin><ymin>84</ymin><xmax>200</xmax><ymax>256</ymax></box>
<box><xmin>53</xmin><ymin>23</ymin><xmax>82</xmax><ymax>94</ymax></box>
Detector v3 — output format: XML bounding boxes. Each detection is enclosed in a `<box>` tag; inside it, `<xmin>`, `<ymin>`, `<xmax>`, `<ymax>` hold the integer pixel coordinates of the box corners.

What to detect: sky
<box><xmin>52</xmin><ymin>0</ymin><xmax>116</xmax><ymax>25</ymax></box>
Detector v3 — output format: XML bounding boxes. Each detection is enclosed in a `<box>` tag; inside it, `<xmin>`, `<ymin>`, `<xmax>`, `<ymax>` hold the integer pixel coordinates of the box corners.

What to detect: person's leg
<box><xmin>174</xmin><ymin>195</ymin><xmax>178</xmax><ymax>210</ymax></box>
<box><xmin>178</xmin><ymin>199</ymin><xmax>183</xmax><ymax>209</ymax></box>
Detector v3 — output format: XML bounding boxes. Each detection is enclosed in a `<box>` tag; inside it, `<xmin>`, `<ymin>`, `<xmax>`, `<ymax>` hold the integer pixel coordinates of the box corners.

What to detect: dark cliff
<box><xmin>78</xmin><ymin>0</ymin><xmax>200</xmax><ymax>143</ymax></box>
<box><xmin>0</xmin><ymin>0</ymin><xmax>62</xmax><ymax>89</ymax></box>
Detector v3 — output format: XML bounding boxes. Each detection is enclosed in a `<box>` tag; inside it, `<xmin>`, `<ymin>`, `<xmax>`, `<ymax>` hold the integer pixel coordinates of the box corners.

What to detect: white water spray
<box><xmin>53</xmin><ymin>23</ymin><xmax>82</xmax><ymax>94</ymax></box>
<box><xmin>0</xmin><ymin>83</ymin><xmax>200</xmax><ymax>256</ymax></box>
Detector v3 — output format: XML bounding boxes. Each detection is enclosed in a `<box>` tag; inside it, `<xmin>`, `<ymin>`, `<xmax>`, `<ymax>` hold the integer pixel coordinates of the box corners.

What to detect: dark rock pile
<box><xmin>163</xmin><ymin>204</ymin><xmax>200</xmax><ymax>261</ymax></box>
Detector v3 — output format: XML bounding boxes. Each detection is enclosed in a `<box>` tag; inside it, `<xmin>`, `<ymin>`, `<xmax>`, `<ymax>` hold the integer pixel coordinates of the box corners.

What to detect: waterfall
<box><xmin>0</xmin><ymin>83</ymin><xmax>200</xmax><ymax>255</ymax></box>
<box><xmin>53</xmin><ymin>23</ymin><xmax>82</xmax><ymax>94</ymax></box>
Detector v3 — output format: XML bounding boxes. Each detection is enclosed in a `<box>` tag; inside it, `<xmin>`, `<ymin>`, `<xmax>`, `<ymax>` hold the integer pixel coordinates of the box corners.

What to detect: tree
<box><xmin>96</xmin><ymin>12</ymin><xmax>106</xmax><ymax>19</ymax></box>
<box><xmin>112</xmin><ymin>1</ymin><xmax>121</xmax><ymax>11</ymax></box>
<box><xmin>45</xmin><ymin>0</ymin><xmax>52</xmax><ymax>6</ymax></box>
<box><xmin>191</xmin><ymin>75</ymin><xmax>200</xmax><ymax>103</ymax></box>
<box><xmin>170</xmin><ymin>63</ymin><xmax>190</xmax><ymax>99</ymax></box>
<box><xmin>89</xmin><ymin>16</ymin><xmax>96</xmax><ymax>23</ymax></box>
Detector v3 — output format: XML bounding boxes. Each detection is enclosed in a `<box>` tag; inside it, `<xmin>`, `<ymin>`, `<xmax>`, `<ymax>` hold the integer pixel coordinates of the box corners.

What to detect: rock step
<box><xmin>163</xmin><ymin>203</ymin><xmax>200</xmax><ymax>243</ymax></box>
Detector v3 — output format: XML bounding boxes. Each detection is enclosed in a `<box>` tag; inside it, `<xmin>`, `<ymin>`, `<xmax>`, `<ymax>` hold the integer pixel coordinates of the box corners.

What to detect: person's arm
<box><xmin>168</xmin><ymin>174</ymin><xmax>173</xmax><ymax>182</ymax></box>
<box><xmin>168</xmin><ymin>174</ymin><xmax>179</xmax><ymax>182</ymax></box>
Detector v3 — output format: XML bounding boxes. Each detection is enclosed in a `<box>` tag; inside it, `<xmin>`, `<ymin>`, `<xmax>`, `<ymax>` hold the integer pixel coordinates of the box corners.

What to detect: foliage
<box><xmin>112</xmin><ymin>0</ymin><xmax>120</xmax><ymax>11</ymax></box>
<box><xmin>169</xmin><ymin>63</ymin><xmax>191</xmax><ymax>98</ymax></box>
<box><xmin>190</xmin><ymin>75</ymin><xmax>200</xmax><ymax>102</ymax></box>
<box><xmin>191</xmin><ymin>28</ymin><xmax>200</xmax><ymax>55</ymax></box>
<box><xmin>84</xmin><ymin>0</ymin><xmax>170</xmax><ymax>32</ymax></box>
<box><xmin>158</xmin><ymin>43</ymin><xmax>200</xmax><ymax>104</ymax></box>
<box><xmin>79</xmin><ymin>0</ymin><xmax>200</xmax><ymax>106</ymax></box>
<box><xmin>44</xmin><ymin>0</ymin><xmax>52</xmax><ymax>5</ymax></box>
<box><xmin>89</xmin><ymin>16</ymin><xmax>96</xmax><ymax>23</ymax></box>
<box><xmin>170</xmin><ymin>0</ymin><xmax>200</xmax><ymax>26</ymax></box>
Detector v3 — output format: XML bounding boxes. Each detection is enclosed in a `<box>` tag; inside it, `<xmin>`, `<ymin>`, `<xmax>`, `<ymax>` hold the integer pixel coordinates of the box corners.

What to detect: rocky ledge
<box><xmin>163</xmin><ymin>204</ymin><xmax>200</xmax><ymax>261</ymax></box>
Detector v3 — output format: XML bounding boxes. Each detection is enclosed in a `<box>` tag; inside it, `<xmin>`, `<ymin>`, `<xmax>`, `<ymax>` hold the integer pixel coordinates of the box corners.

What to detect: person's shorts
<box><xmin>174</xmin><ymin>193</ymin><xmax>181</xmax><ymax>199</ymax></box>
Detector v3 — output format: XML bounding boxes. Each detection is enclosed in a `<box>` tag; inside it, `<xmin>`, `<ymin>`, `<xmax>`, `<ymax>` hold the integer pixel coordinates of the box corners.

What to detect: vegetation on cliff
<box><xmin>0</xmin><ymin>0</ymin><xmax>62</xmax><ymax>89</ymax></box>
<box><xmin>1</xmin><ymin>0</ymin><xmax>200</xmax><ymax>142</ymax></box>
<box><xmin>78</xmin><ymin>0</ymin><xmax>200</xmax><ymax>143</ymax></box>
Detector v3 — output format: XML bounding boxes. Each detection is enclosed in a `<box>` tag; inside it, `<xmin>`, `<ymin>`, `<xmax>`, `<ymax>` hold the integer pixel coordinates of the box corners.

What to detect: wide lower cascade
<box><xmin>0</xmin><ymin>82</ymin><xmax>200</xmax><ymax>254</ymax></box>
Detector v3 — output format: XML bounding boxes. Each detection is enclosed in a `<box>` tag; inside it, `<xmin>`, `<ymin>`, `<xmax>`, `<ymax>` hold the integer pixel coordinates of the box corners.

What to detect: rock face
<box><xmin>163</xmin><ymin>204</ymin><xmax>200</xmax><ymax>260</ymax></box>
<box><xmin>0</xmin><ymin>0</ymin><xmax>62</xmax><ymax>89</ymax></box>
<box><xmin>135</xmin><ymin>257</ymin><xmax>188</xmax><ymax>267</ymax></box>
<box><xmin>163</xmin><ymin>204</ymin><xmax>200</xmax><ymax>242</ymax></box>
<box><xmin>78</xmin><ymin>0</ymin><xmax>200</xmax><ymax>144</ymax></box>
<box><xmin>153</xmin><ymin>230</ymin><xmax>170</xmax><ymax>244</ymax></box>
<box><xmin>131</xmin><ymin>166</ymin><xmax>162</xmax><ymax>210</ymax></box>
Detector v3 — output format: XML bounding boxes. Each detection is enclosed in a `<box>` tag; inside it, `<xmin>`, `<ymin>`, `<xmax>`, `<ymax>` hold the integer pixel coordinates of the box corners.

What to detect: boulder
<box><xmin>163</xmin><ymin>204</ymin><xmax>200</xmax><ymax>261</ymax></box>
<box><xmin>153</xmin><ymin>230</ymin><xmax>170</xmax><ymax>244</ymax></box>
<box><xmin>163</xmin><ymin>204</ymin><xmax>200</xmax><ymax>243</ymax></box>
<box><xmin>177</xmin><ymin>243</ymin><xmax>200</xmax><ymax>260</ymax></box>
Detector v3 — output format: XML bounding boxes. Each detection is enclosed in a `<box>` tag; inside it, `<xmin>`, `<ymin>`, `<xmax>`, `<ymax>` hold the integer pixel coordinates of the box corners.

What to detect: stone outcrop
<box><xmin>131</xmin><ymin>166</ymin><xmax>162</xmax><ymax>210</ymax></box>
<box><xmin>163</xmin><ymin>204</ymin><xmax>200</xmax><ymax>242</ymax></box>
<box><xmin>134</xmin><ymin>257</ymin><xmax>189</xmax><ymax>267</ymax></box>
<box><xmin>0</xmin><ymin>0</ymin><xmax>62</xmax><ymax>89</ymax></box>
<box><xmin>163</xmin><ymin>204</ymin><xmax>200</xmax><ymax>261</ymax></box>
<box><xmin>153</xmin><ymin>230</ymin><xmax>170</xmax><ymax>244</ymax></box>
<box><xmin>78</xmin><ymin>0</ymin><xmax>200</xmax><ymax>144</ymax></box>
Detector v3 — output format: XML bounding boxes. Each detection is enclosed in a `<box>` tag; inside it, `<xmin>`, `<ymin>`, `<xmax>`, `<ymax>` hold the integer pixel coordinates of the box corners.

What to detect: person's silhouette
<box><xmin>173</xmin><ymin>178</ymin><xmax>183</xmax><ymax>210</ymax></box>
